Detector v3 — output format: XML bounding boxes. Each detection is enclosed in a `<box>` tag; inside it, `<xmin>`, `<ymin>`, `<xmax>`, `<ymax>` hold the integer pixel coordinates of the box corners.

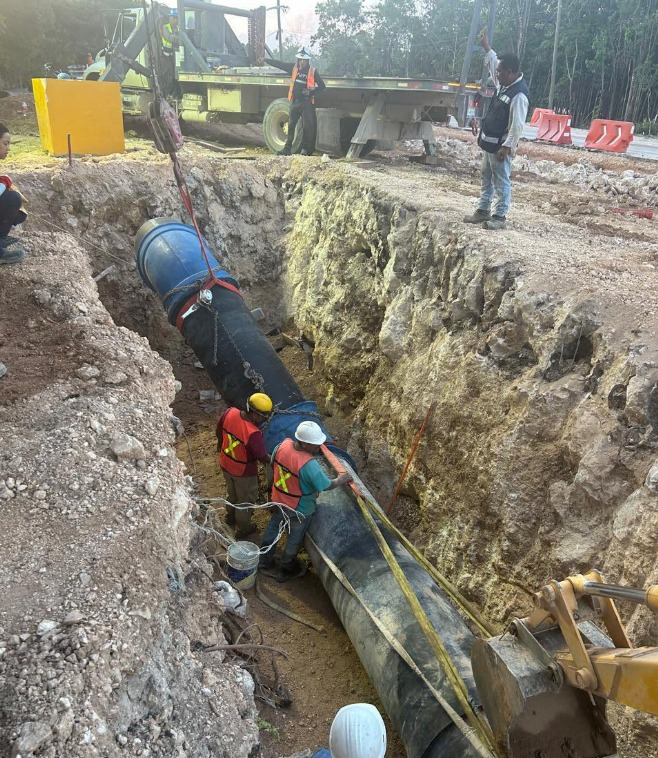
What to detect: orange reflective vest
<box><xmin>288</xmin><ymin>65</ymin><xmax>317</xmax><ymax>104</ymax></box>
<box><xmin>271</xmin><ymin>438</ymin><xmax>314</xmax><ymax>510</ymax></box>
<box><xmin>218</xmin><ymin>407</ymin><xmax>260</xmax><ymax>477</ymax></box>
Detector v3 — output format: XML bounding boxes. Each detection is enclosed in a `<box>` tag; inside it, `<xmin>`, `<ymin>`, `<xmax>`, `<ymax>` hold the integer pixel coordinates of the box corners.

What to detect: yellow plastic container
<box><xmin>33</xmin><ymin>78</ymin><xmax>125</xmax><ymax>157</ymax></box>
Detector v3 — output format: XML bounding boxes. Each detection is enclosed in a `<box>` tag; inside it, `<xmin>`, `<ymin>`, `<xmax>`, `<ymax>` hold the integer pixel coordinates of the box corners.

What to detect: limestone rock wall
<box><xmin>282</xmin><ymin>169</ymin><xmax>658</xmax><ymax>754</ymax></box>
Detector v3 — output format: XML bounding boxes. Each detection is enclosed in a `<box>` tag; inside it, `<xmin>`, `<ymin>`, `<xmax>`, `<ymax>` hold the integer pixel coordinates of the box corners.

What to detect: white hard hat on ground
<box><xmin>329</xmin><ymin>703</ymin><xmax>387</xmax><ymax>758</ymax></box>
<box><xmin>295</xmin><ymin>420</ymin><xmax>326</xmax><ymax>445</ymax></box>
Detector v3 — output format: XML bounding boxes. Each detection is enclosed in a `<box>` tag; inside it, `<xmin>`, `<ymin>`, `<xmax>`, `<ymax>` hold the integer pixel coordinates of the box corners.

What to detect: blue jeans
<box><xmin>477</xmin><ymin>151</ymin><xmax>512</xmax><ymax>219</ymax></box>
<box><xmin>261</xmin><ymin>507</ymin><xmax>314</xmax><ymax>567</ymax></box>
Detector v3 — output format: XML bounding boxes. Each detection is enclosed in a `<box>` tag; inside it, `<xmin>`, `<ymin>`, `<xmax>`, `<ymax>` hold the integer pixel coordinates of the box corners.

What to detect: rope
<box><xmin>320</xmin><ymin>445</ymin><xmax>499</xmax><ymax>755</ymax></box>
<box><xmin>387</xmin><ymin>402</ymin><xmax>436</xmax><ymax>516</ymax></box>
<box><xmin>255</xmin><ymin>578</ymin><xmax>325</xmax><ymax>633</ymax></box>
<box><xmin>196</xmin><ymin>497</ymin><xmax>305</xmax><ymax>556</ymax></box>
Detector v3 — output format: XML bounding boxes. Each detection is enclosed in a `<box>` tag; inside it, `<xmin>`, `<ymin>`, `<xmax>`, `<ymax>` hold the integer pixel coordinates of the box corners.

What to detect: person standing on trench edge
<box><xmin>216</xmin><ymin>393</ymin><xmax>273</xmax><ymax>539</ymax></box>
<box><xmin>463</xmin><ymin>29</ymin><xmax>529</xmax><ymax>231</ymax></box>
<box><xmin>0</xmin><ymin>124</ymin><xmax>28</xmax><ymax>264</ymax></box>
<box><xmin>259</xmin><ymin>420</ymin><xmax>352</xmax><ymax>583</ymax></box>
<box><xmin>278</xmin><ymin>47</ymin><xmax>326</xmax><ymax>157</ymax></box>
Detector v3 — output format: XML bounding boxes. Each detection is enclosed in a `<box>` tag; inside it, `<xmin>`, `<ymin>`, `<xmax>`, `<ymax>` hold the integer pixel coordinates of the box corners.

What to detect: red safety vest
<box><xmin>271</xmin><ymin>438</ymin><xmax>314</xmax><ymax>510</ymax></box>
<box><xmin>218</xmin><ymin>407</ymin><xmax>260</xmax><ymax>477</ymax></box>
<box><xmin>288</xmin><ymin>65</ymin><xmax>317</xmax><ymax>104</ymax></box>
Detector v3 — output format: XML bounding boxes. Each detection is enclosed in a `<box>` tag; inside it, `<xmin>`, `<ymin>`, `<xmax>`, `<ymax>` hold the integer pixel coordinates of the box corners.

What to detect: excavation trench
<box><xmin>3</xmin><ymin>149</ymin><xmax>658</xmax><ymax>757</ymax></box>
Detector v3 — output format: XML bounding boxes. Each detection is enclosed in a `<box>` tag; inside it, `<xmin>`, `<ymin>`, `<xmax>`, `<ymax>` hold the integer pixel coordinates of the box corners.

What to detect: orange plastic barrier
<box><xmin>536</xmin><ymin>112</ymin><xmax>572</xmax><ymax>145</ymax></box>
<box><xmin>530</xmin><ymin>107</ymin><xmax>554</xmax><ymax>125</ymax></box>
<box><xmin>584</xmin><ymin>119</ymin><xmax>634</xmax><ymax>153</ymax></box>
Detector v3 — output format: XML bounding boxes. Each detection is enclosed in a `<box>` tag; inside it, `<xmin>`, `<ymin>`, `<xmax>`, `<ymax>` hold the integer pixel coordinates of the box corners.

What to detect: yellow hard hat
<box><xmin>247</xmin><ymin>392</ymin><xmax>273</xmax><ymax>414</ymax></box>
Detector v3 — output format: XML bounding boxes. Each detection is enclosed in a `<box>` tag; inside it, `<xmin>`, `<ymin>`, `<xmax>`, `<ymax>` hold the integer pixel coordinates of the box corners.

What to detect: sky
<box><xmin>202</xmin><ymin>0</ymin><xmax>319</xmax><ymax>53</ymax></box>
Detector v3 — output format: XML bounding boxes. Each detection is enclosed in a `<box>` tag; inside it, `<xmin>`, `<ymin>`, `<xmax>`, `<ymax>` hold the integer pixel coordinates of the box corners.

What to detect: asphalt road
<box><xmin>523</xmin><ymin>123</ymin><xmax>658</xmax><ymax>161</ymax></box>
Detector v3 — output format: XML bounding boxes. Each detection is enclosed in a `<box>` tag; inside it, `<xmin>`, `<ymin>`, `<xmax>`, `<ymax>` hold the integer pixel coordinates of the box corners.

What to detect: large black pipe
<box><xmin>136</xmin><ymin>219</ymin><xmax>484</xmax><ymax>756</ymax></box>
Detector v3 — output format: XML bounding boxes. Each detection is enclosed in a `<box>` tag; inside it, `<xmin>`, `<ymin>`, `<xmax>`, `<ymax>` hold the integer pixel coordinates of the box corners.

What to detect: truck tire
<box><xmin>263</xmin><ymin>98</ymin><xmax>302</xmax><ymax>154</ymax></box>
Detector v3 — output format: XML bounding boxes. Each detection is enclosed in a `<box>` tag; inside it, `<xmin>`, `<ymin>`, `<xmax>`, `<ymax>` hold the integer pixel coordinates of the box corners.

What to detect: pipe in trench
<box><xmin>136</xmin><ymin>219</ymin><xmax>483</xmax><ymax>757</ymax></box>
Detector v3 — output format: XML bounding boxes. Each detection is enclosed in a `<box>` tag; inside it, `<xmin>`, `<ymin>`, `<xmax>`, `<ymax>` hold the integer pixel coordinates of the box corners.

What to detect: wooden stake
<box><xmin>386</xmin><ymin>403</ymin><xmax>436</xmax><ymax>516</ymax></box>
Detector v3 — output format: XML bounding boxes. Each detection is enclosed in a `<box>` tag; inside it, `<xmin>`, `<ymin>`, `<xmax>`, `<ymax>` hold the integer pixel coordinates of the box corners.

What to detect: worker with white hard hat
<box><xmin>311</xmin><ymin>703</ymin><xmax>387</xmax><ymax>758</ymax></box>
<box><xmin>277</xmin><ymin>46</ymin><xmax>326</xmax><ymax>156</ymax></box>
<box><xmin>259</xmin><ymin>420</ymin><xmax>352</xmax><ymax>582</ymax></box>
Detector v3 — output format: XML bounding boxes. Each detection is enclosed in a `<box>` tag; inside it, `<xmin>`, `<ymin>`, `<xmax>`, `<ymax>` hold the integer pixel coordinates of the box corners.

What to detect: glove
<box><xmin>0</xmin><ymin>175</ymin><xmax>12</xmax><ymax>190</ymax></box>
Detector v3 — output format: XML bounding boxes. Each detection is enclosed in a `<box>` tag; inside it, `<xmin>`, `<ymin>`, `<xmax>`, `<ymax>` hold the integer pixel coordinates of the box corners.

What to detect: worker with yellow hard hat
<box><xmin>216</xmin><ymin>392</ymin><xmax>273</xmax><ymax>539</ymax></box>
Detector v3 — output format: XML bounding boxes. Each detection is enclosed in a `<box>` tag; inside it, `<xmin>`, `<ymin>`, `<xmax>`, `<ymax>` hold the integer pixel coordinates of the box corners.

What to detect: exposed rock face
<box><xmin>282</xmin><ymin>166</ymin><xmax>658</xmax><ymax>754</ymax></box>
<box><xmin>0</xmin><ymin>181</ymin><xmax>263</xmax><ymax>756</ymax></box>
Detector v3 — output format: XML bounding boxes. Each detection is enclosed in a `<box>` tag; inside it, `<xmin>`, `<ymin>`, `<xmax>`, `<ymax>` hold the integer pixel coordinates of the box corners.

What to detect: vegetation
<box><xmin>1</xmin><ymin>0</ymin><xmax>656</xmax><ymax>128</ymax></box>
<box><xmin>0</xmin><ymin>0</ymin><xmax>133</xmax><ymax>88</ymax></box>
<box><xmin>313</xmin><ymin>0</ymin><xmax>658</xmax><ymax>126</ymax></box>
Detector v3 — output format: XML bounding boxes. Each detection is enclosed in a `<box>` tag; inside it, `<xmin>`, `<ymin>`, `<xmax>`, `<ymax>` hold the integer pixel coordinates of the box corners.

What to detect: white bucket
<box><xmin>226</xmin><ymin>541</ymin><xmax>259</xmax><ymax>590</ymax></box>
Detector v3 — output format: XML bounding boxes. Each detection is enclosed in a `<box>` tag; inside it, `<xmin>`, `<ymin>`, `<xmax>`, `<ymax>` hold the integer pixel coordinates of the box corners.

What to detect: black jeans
<box><xmin>285</xmin><ymin>98</ymin><xmax>317</xmax><ymax>153</ymax></box>
<box><xmin>0</xmin><ymin>190</ymin><xmax>23</xmax><ymax>239</ymax></box>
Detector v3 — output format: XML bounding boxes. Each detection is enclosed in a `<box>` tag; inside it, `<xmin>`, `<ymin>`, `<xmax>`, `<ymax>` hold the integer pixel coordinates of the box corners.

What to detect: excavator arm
<box><xmin>472</xmin><ymin>570</ymin><xmax>658</xmax><ymax>758</ymax></box>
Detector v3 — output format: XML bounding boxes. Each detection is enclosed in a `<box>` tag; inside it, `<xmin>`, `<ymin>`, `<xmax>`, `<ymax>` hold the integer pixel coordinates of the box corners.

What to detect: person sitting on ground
<box><xmin>0</xmin><ymin>124</ymin><xmax>27</xmax><ymax>265</ymax></box>
<box><xmin>463</xmin><ymin>29</ymin><xmax>529</xmax><ymax>231</ymax></box>
<box><xmin>216</xmin><ymin>393</ymin><xmax>273</xmax><ymax>539</ymax></box>
<box><xmin>311</xmin><ymin>702</ymin><xmax>387</xmax><ymax>758</ymax></box>
<box><xmin>259</xmin><ymin>420</ymin><xmax>352</xmax><ymax>582</ymax></box>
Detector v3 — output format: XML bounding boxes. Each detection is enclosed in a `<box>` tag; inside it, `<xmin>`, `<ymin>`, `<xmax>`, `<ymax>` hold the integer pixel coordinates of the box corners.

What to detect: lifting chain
<box><xmin>197</xmin><ymin>299</ymin><xmax>266</xmax><ymax>391</ymax></box>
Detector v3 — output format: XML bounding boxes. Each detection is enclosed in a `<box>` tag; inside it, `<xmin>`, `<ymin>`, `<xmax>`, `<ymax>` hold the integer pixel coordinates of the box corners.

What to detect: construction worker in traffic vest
<box><xmin>463</xmin><ymin>28</ymin><xmax>529</xmax><ymax>231</ymax></box>
<box><xmin>278</xmin><ymin>47</ymin><xmax>326</xmax><ymax>157</ymax></box>
<box><xmin>160</xmin><ymin>8</ymin><xmax>179</xmax><ymax>96</ymax></box>
<box><xmin>259</xmin><ymin>421</ymin><xmax>352</xmax><ymax>582</ymax></box>
<box><xmin>216</xmin><ymin>392</ymin><xmax>272</xmax><ymax>539</ymax></box>
<box><xmin>161</xmin><ymin>9</ymin><xmax>179</xmax><ymax>53</ymax></box>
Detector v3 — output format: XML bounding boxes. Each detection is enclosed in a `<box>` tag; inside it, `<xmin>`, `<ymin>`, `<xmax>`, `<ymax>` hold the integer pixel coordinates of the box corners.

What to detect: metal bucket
<box><xmin>226</xmin><ymin>541</ymin><xmax>259</xmax><ymax>590</ymax></box>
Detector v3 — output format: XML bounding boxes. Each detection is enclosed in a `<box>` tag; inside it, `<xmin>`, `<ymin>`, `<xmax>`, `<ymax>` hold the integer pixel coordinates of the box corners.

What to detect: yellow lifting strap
<box><xmin>320</xmin><ymin>445</ymin><xmax>499</xmax><ymax>757</ymax></box>
<box><xmin>308</xmin><ymin>536</ymin><xmax>494</xmax><ymax>758</ymax></box>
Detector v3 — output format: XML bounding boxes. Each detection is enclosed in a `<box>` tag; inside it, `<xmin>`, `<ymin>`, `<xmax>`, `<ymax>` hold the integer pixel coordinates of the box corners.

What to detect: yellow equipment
<box><xmin>246</xmin><ymin>392</ymin><xmax>273</xmax><ymax>414</ymax></box>
<box><xmin>472</xmin><ymin>569</ymin><xmax>658</xmax><ymax>757</ymax></box>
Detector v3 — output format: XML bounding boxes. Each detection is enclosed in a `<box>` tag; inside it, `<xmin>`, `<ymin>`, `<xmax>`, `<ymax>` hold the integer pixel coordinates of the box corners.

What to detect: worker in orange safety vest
<box><xmin>216</xmin><ymin>393</ymin><xmax>272</xmax><ymax>539</ymax></box>
<box><xmin>277</xmin><ymin>46</ymin><xmax>326</xmax><ymax>157</ymax></box>
<box><xmin>259</xmin><ymin>420</ymin><xmax>352</xmax><ymax>582</ymax></box>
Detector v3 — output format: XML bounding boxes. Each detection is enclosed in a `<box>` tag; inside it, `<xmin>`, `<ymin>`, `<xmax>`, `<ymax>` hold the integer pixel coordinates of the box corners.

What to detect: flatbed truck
<box><xmin>87</xmin><ymin>1</ymin><xmax>483</xmax><ymax>158</ymax></box>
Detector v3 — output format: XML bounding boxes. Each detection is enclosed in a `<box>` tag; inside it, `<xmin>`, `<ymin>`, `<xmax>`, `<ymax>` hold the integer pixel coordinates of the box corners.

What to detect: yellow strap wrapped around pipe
<box><xmin>309</xmin><ymin>538</ymin><xmax>494</xmax><ymax>758</ymax></box>
<box><xmin>354</xmin><ymin>493</ymin><xmax>498</xmax><ymax>755</ymax></box>
<box><xmin>320</xmin><ymin>445</ymin><xmax>499</xmax><ymax>756</ymax></box>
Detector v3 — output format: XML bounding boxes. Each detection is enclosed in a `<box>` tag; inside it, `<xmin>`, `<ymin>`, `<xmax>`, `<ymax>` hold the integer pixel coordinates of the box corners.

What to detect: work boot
<box><xmin>276</xmin><ymin>558</ymin><xmax>307</xmax><ymax>583</ymax></box>
<box><xmin>277</xmin><ymin>146</ymin><xmax>292</xmax><ymax>156</ymax></box>
<box><xmin>258</xmin><ymin>552</ymin><xmax>275</xmax><ymax>571</ymax></box>
<box><xmin>482</xmin><ymin>215</ymin><xmax>507</xmax><ymax>230</ymax></box>
<box><xmin>0</xmin><ymin>245</ymin><xmax>25</xmax><ymax>265</ymax></box>
<box><xmin>463</xmin><ymin>209</ymin><xmax>491</xmax><ymax>224</ymax></box>
<box><xmin>0</xmin><ymin>235</ymin><xmax>20</xmax><ymax>247</ymax></box>
<box><xmin>300</xmin><ymin>148</ymin><xmax>311</xmax><ymax>156</ymax></box>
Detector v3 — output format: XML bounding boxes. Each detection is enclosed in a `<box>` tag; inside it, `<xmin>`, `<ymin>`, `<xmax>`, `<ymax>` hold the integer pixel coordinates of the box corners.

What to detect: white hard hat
<box><xmin>296</xmin><ymin>46</ymin><xmax>312</xmax><ymax>60</ymax></box>
<box><xmin>329</xmin><ymin>704</ymin><xmax>387</xmax><ymax>758</ymax></box>
<box><xmin>294</xmin><ymin>420</ymin><xmax>326</xmax><ymax>445</ymax></box>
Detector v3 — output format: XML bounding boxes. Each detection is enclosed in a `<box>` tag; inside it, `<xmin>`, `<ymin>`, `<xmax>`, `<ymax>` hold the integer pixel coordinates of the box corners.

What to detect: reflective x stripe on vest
<box><xmin>218</xmin><ymin>407</ymin><xmax>258</xmax><ymax>477</ymax></box>
<box><xmin>162</xmin><ymin>23</ymin><xmax>174</xmax><ymax>49</ymax></box>
<box><xmin>288</xmin><ymin>66</ymin><xmax>317</xmax><ymax>104</ymax></box>
<box><xmin>271</xmin><ymin>438</ymin><xmax>314</xmax><ymax>510</ymax></box>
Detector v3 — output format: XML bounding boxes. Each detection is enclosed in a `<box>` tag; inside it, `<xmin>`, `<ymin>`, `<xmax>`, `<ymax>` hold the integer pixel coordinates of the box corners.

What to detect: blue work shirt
<box><xmin>297</xmin><ymin>457</ymin><xmax>331</xmax><ymax>516</ymax></box>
